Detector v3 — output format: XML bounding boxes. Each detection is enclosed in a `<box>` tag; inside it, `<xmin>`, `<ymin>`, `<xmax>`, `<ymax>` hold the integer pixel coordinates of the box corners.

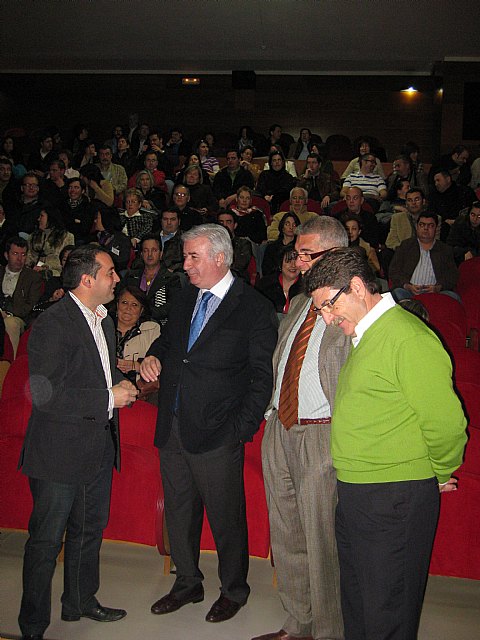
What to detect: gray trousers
<box><xmin>262</xmin><ymin>411</ymin><xmax>343</xmax><ymax>640</ymax></box>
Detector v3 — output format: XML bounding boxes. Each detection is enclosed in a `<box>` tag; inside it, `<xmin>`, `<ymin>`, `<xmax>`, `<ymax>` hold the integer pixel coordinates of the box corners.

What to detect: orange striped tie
<box><xmin>278</xmin><ymin>303</ymin><xmax>317</xmax><ymax>430</ymax></box>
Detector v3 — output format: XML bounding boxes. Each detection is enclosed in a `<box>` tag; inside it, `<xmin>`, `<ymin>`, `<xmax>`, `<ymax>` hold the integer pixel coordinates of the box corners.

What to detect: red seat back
<box><xmin>413</xmin><ymin>293</ymin><xmax>467</xmax><ymax>350</ymax></box>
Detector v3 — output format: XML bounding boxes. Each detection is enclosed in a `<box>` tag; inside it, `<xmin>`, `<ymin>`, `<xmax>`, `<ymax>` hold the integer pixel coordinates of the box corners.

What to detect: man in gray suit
<box><xmin>253</xmin><ymin>217</ymin><xmax>350</xmax><ymax>640</ymax></box>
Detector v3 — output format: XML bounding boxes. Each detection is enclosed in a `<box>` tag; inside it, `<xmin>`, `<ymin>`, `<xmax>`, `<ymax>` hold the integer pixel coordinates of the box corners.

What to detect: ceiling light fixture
<box><xmin>401</xmin><ymin>86</ymin><xmax>418</xmax><ymax>94</ymax></box>
<box><xmin>182</xmin><ymin>77</ymin><xmax>200</xmax><ymax>85</ymax></box>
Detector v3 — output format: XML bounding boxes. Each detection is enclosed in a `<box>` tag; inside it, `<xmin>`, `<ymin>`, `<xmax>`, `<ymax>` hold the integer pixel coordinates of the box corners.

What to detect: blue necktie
<box><xmin>188</xmin><ymin>291</ymin><xmax>213</xmax><ymax>350</ymax></box>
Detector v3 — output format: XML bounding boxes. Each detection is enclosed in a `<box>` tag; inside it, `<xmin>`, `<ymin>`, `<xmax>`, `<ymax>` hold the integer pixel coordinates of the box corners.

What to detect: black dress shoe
<box><xmin>151</xmin><ymin>589</ymin><xmax>204</xmax><ymax>615</ymax></box>
<box><xmin>205</xmin><ymin>595</ymin><xmax>242</xmax><ymax>622</ymax></box>
<box><xmin>62</xmin><ymin>603</ymin><xmax>127</xmax><ymax>622</ymax></box>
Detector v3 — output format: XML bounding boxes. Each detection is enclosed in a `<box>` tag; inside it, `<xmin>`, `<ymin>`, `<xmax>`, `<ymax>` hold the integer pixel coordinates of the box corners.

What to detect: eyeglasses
<box><xmin>174</xmin><ymin>192</ymin><xmax>188</xmax><ymax>198</ymax></box>
<box><xmin>313</xmin><ymin>286</ymin><xmax>348</xmax><ymax>314</ymax></box>
<box><xmin>289</xmin><ymin>247</ymin><xmax>333</xmax><ymax>263</ymax></box>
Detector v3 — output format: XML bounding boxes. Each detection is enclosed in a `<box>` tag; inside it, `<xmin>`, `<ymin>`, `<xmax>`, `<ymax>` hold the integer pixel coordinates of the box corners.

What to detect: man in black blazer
<box><xmin>18</xmin><ymin>245</ymin><xmax>138</xmax><ymax>640</ymax></box>
<box><xmin>140</xmin><ymin>224</ymin><xmax>277</xmax><ymax>623</ymax></box>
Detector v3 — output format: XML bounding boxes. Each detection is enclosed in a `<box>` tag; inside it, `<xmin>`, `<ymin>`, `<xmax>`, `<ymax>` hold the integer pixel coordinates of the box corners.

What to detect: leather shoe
<box><xmin>62</xmin><ymin>603</ymin><xmax>127</xmax><ymax>622</ymax></box>
<box><xmin>151</xmin><ymin>589</ymin><xmax>204</xmax><ymax>614</ymax></box>
<box><xmin>205</xmin><ymin>595</ymin><xmax>242</xmax><ymax>622</ymax></box>
<box><xmin>251</xmin><ymin>631</ymin><xmax>314</xmax><ymax>640</ymax></box>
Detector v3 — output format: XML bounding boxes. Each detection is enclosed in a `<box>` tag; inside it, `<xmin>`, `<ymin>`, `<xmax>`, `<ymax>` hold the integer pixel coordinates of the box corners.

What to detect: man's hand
<box><xmin>439</xmin><ymin>477</ymin><xmax>458</xmax><ymax>493</ymax></box>
<box><xmin>140</xmin><ymin>355</ymin><xmax>161</xmax><ymax>382</ymax></box>
<box><xmin>404</xmin><ymin>283</ymin><xmax>424</xmax><ymax>295</ymax></box>
<box><xmin>321</xmin><ymin>195</ymin><xmax>331</xmax><ymax>209</ymax></box>
<box><xmin>112</xmin><ymin>379</ymin><xmax>138</xmax><ymax>408</ymax></box>
<box><xmin>50</xmin><ymin>288</ymin><xmax>65</xmax><ymax>302</ymax></box>
<box><xmin>465</xmin><ymin>251</ymin><xmax>474</xmax><ymax>261</ymax></box>
<box><xmin>117</xmin><ymin>358</ymin><xmax>139</xmax><ymax>374</ymax></box>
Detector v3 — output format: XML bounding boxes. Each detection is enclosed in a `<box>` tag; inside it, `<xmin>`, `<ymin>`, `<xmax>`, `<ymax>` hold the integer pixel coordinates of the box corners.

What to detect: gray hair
<box><xmin>290</xmin><ymin>186</ymin><xmax>308</xmax><ymax>200</ymax></box>
<box><xmin>182</xmin><ymin>223</ymin><xmax>233</xmax><ymax>267</ymax></box>
<box><xmin>297</xmin><ymin>216</ymin><xmax>348</xmax><ymax>250</ymax></box>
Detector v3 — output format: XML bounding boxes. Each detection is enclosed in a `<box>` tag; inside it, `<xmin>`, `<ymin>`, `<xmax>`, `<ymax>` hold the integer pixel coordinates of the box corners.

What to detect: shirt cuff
<box><xmin>108</xmin><ymin>388</ymin><xmax>114</xmax><ymax>417</ymax></box>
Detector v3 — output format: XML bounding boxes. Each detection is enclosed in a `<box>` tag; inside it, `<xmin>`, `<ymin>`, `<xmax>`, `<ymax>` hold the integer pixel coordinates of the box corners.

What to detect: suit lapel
<box><xmin>64</xmin><ymin>295</ymin><xmax>107</xmax><ymax>377</ymax></box>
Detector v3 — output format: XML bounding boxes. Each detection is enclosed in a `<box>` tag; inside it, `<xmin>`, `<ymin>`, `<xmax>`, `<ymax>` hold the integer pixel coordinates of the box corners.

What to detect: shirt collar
<box><xmin>200</xmin><ymin>270</ymin><xmax>234</xmax><ymax>300</ymax></box>
<box><xmin>352</xmin><ymin>292</ymin><xmax>396</xmax><ymax>347</ymax></box>
<box><xmin>69</xmin><ymin>291</ymin><xmax>108</xmax><ymax>322</ymax></box>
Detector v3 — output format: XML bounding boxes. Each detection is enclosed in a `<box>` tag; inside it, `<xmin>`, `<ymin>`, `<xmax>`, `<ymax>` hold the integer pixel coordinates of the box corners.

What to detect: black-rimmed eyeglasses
<box><xmin>313</xmin><ymin>286</ymin><xmax>348</xmax><ymax>314</ymax></box>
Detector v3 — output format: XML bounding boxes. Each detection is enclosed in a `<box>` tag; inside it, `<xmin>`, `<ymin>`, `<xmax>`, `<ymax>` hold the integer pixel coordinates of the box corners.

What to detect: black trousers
<box><xmin>160</xmin><ymin>419</ymin><xmax>250</xmax><ymax>605</ymax></box>
<box><xmin>18</xmin><ymin>434</ymin><xmax>114</xmax><ymax>637</ymax></box>
<box><xmin>335</xmin><ymin>478</ymin><xmax>439</xmax><ymax>640</ymax></box>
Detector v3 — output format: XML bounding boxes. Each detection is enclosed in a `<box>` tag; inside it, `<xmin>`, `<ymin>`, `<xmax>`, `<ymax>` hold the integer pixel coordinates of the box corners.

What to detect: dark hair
<box><xmin>22</xmin><ymin>171</ymin><xmax>39</xmax><ymax>185</ymax></box>
<box><xmin>117</xmin><ymin>284</ymin><xmax>151</xmax><ymax>320</ymax></box>
<box><xmin>304</xmin><ymin>247</ymin><xmax>378</xmax><ymax>296</ymax></box>
<box><xmin>398</xmin><ymin>298</ymin><xmax>429</xmax><ymax>322</ymax></box>
<box><xmin>194</xmin><ymin>139</ymin><xmax>210</xmax><ymax>155</ymax></box>
<box><xmin>433</xmin><ymin>168</ymin><xmax>451</xmax><ymax>180</ymax></box>
<box><xmin>306</xmin><ymin>152</ymin><xmax>321</xmax><ymax>163</ymax></box>
<box><xmin>33</xmin><ymin>206</ymin><xmax>67</xmax><ymax>248</ymax></box>
<box><xmin>452</xmin><ymin>144</ymin><xmax>468</xmax><ymax>156</ymax></box>
<box><xmin>98</xmin><ymin>145</ymin><xmax>112</xmax><ymax>154</ymax></box>
<box><xmin>343</xmin><ymin>214</ymin><xmax>363</xmax><ymax>230</ymax></box>
<box><xmin>278</xmin><ymin>241</ymin><xmax>296</xmax><ymax>269</ymax></box>
<box><xmin>98</xmin><ymin>207</ymin><xmax>123</xmax><ymax>233</ymax></box>
<box><xmin>298</xmin><ymin>128</ymin><xmax>312</xmax><ymax>140</ymax></box>
<box><xmin>217</xmin><ymin>209</ymin><xmax>238</xmax><ymax>224</ymax></box>
<box><xmin>354</xmin><ymin>136</ymin><xmax>373</xmax><ymax>156</ymax></box>
<box><xmin>417</xmin><ymin>211</ymin><xmax>438</xmax><ymax>226</ymax></box>
<box><xmin>241</xmin><ymin>145</ymin><xmax>255</xmax><ymax>155</ymax></box>
<box><xmin>226</xmin><ymin>149</ymin><xmax>240</xmax><ymax>159</ymax></box>
<box><xmin>269</xmin><ymin>124</ymin><xmax>282</xmax><ymax>135</ymax></box>
<box><xmin>80</xmin><ymin>163</ymin><xmax>103</xmax><ymax>183</ymax></box>
<box><xmin>49</xmin><ymin>159</ymin><xmax>66</xmax><ymax>171</ymax></box>
<box><xmin>73</xmin><ymin>123</ymin><xmax>88</xmax><ymax>138</ymax></box>
<box><xmin>0</xmin><ymin>156</ymin><xmax>13</xmax><ymax>168</ymax></box>
<box><xmin>239</xmin><ymin>125</ymin><xmax>254</xmax><ymax>139</ymax></box>
<box><xmin>402</xmin><ymin>141</ymin><xmax>420</xmax><ymax>157</ymax></box>
<box><xmin>162</xmin><ymin>206</ymin><xmax>181</xmax><ymax>219</ymax></box>
<box><xmin>6</xmin><ymin>236</ymin><xmax>28</xmax><ymax>252</ymax></box>
<box><xmin>406</xmin><ymin>187</ymin><xmax>425</xmax><ymax>199</ymax></box>
<box><xmin>39</xmin><ymin>130</ymin><xmax>52</xmax><ymax>144</ymax></box>
<box><xmin>140</xmin><ymin>234</ymin><xmax>161</xmax><ymax>250</ymax></box>
<box><xmin>59</xmin><ymin>244</ymin><xmax>75</xmax><ymax>263</ymax></box>
<box><xmin>59</xmin><ymin>148</ymin><xmax>73</xmax><ymax>163</ymax></box>
<box><xmin>396</xmin><ymin>178</ymin><xmax>410</xmax><ymax>192</ymax></box>
<box><xmin>268</xmin><ymin>149</ymin><xmax>285</xmax><ymax>170</ymax></box>
<box><xmin>62</xmin><ymin>244</ymin><xmax>107</xmax><ymax>290</ymax></box>
<box><xmin>278</xmin><ymin>211</ymin><xmax>301</xmax><ymax>240</ymax></box>
<box><xmin>66</xmin><ymin>176</ymin><xmax>85</xmax><ymax>190</ymax></box>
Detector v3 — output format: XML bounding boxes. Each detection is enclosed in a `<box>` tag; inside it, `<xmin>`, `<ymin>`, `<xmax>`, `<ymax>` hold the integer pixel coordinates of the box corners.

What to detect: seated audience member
<box><xmin>128</xmin><ymin>150</ymin><xmax>168</xmax><ymax>192</ymax></box>
<box><xmin>263</xmin><ymin>143</ymin><xmax>298</xmax><ymax>178</ymax></box>
<box><xmin>430</xmin><ymin>144</ymin><xmax>471</xmax><ymax>187</ymax></box>
<box><xmin>121</xmin><ymin>235</ymin><xmax>184</xmax><ymax>325</ymax></box>
<box><xmin>297</xmin><ymin>152</ymin><xmax>339</xmax><ymax>208</ymax></box>
<box><xmin>159</xmin><ymin>207</ymin><xmax>183</xmax><ymax>272</ymax></box>
<box><xmin>114</xmin><ymin>285</ymin><xmax>161</xmax><ymax>384</ymax></box>
<box><xmin>164</xmin><ymin>127</ymin><xmax>191</xmax><ymax>172</ymax></box>
<box><xmin>389</xmin><ymin>211</ymin><xmax>459</xmax><ymax>300</ymax></box>
<box><xmin>0</xmin><ymin>236</ymin><xmax>42</xmax><ymax>355</ymax></box>
<box><xmin>385</xmin><ymin>154</ymin><xmax>427</xmax><ymax>199</ymax></box>
<box><xmin>182</xmin><ymin>164</ymin><xmax>218</xmax><ymax>213</ymax></box>
<box><xmin>341</xmin><ymin>136</ymin><xmax>385</xmax><ymax>179</ymax></box>
<box><xmin>27</xmin><ymin>206</ymin><xmax>74</xmax><ymax>278</ymax></box>
<box><xmin>27</xmin><ymin>131</ymin><xmax>56</xmax><ymax>177</ymax></box>
<box><xmin>10</xmin><ymin>172</ymin><xmax>46</xmax><ymax>236</ymax></box>
<box><xmin>146</xmin><ymin>130</ymin><xmax>173</xmax><ymax>178</ymax></box>
<box><xmin>256</xmin><ymin>243</ymin><xmax>302</xmax><ymax>314</ymax></box>
<box><xmin>61</xmin><ymin>177</ymin><xmax>96</xmax><ymax>245</ymax></box>
<box><xmin>260</xmin><ymin>123</ymin><xmax>290</xmax><ymax>157</ymax></box>
<box><xmin>1</xmin><ymin>136</ymin><xmax>27</xmax><ymax>179</ymax></box>
<box><xmin>31</xmin><ymin>244</ymin><xmax>74</xmax><ymax>314</ymax></box>
<box><xmin>398</xmin><ymin>297</ymin><xmax>430</xmax><ymax>322</ymax></box>
<box><xmin>344</xmin><ymin>214</ymin><xmax>380</xmax><ymax>274</ymax></box>
<box><xmin>57</xmin><ymin>149</ymin><xmax>79</xmax><ymax>179</ymax></box>
<box><xmin>239</xmin><ymin>145</ymin><xmax>262</xmax><ymax>185</ymax></box>
<box><xmin>402</xmin><ymin>140</ymin><xmax>425</xmax><ymax>177</ymax></box>
<box><xmin>171</xmin><ymin>184</ymin><xmax>203</xmax><ymax>231</ymax></box>
<box><xmin>42</xmin><ymin>159</ymin><xmax>68</xmax><ymax>209</ymax></box>
<box><xmin>175</xmin><ymin>153</ymin><xmax>210</xmax><ymax>186</ymax></box>
<box><xmin>70</xmin><ymin>123</ymin><xmax>89</xmax><ymax>155</ymax></box>
<box><xmin>229</xmin><ymin>186</ymin><xmax>267</xmax><ymax>245</ymax></box>
<box><xmin>288</xmin><ymin>128</ymin><xmax>313</xmax><ymax>160</ymax></box>
<box><xmin>195</xmin><ymin>139</ymin><xmax>220</xmax><ymax>180</ymax></box>
<box><xmin>96</xmin><ymin>145</ymin><xmax>128</xmax><ymax>203</ymax></box>
<box><xmin>130</xmin><ymin>122</ymin><xmax>150</xmax><ymax>158</ymax></box>
<box><xmin>135</xmin><ymin>169</ymin><xmax>166</xmax><ymax>214</ymax></box>
<box><xmin>470</xmin><ymin>156</ymin><xmax>480</xmax><ymax>190</ymax></box>
<box><xmin>216</xmin><ymin>210</ymin><xmax>253</xmax><ymax>281</ymax></box>
<box><xmin>386</xmin><ymin>188</ymin><xmax>428</xmax><ymax>250</ymax></box>
<box><xmin>120</xmin><ymin>188</ymin><xmax>153</xmax><ymax>248</ymax></box>
<box><xmin>104</xmin><ymin>124</ymin><xmax>124</xmax><ymax>155</ymax></box>
<box><xmin>112</xmin><ymin>135</ymin><xmax>134</xmax><ymax>174</ymax></box>
<box><xmin>340</xmin><ymin>153</ymin><xmax>388</xmax><ymax>210</ymax></box>
<box><xmin>331</xmin><ymin>186</ymin><xmax>380</xmax><ymax>248</ymax></box>
<box><xmin>0</xmin><ymin>157</ymin><xmax>17</xmax><ymax>214</ymax></box>
<box><xmin>238</xmin><ymin>125</ymin><xmax>255</xmax><ymax>153</ymax></box>
<box><xmin>429</xmin><ymin>169</ymin><xmax>476</xmax><ymax>240</ymax></box>
<box><xmin>93</xmin><ymin>208</ymin><xmax>132</xmax><ymax>272</ymax></box>
<box><xmin>447</xmin><ymin>201</ymin><xmax>480</xmax><ymax>264</ymax></box>
<box><xmin>213</xmin><ymin>149</ymin><xmax>254</xmax><ymax>209</ymax></box>
<box><xmin>73</xmin><ymin>138</ymin><xmax>97</xmax><ymax>169</ymax></box>
<box><xmin>79</xmin><ymin>163</ymin><xmax>114</xmax><ymax>208</ymax></box>
<box><xmin>307</xmin><ymin>140</ymin><xmax>334</xmax><ymax>176</ymax></box>
<box><xmin>267</xmin><ymin>187</ymin><xmax>317</xmax><ymax>241</ymax></box>
<box><xmin>257</xmin><ymin>149</ymin><xmax>297</xmax><ymax>214</ymax></box>
<box><xmin>263</xmin><ymin>211</ymin><xmax>300</xmax><ymax>275</ymax></box>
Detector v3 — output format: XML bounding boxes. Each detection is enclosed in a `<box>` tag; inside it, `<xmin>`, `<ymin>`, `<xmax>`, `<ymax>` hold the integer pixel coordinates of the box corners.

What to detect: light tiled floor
<box><xmin>1</xmin><ymin>529</ymin><xmax>479</xmax><ymax>640</ymax></box>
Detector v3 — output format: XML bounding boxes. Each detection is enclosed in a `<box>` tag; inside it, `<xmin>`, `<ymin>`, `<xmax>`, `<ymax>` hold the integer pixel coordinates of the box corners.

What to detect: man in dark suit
<box><xmin>18</xmin><ymin>245</ymin><xmax>138</xmax><ymax>640</ymax></box>
<box><xmin>140</xmin><ymin>224</ymin><xmax>277</xmax><ymax>623</ymax></box>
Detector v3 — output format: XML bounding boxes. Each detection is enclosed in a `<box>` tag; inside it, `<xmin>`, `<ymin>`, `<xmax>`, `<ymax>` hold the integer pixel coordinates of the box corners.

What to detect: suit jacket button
<box><xmin>105</xmin><ymin>424</ymin><xmax>109</xmax><ymax>430</ymax></box>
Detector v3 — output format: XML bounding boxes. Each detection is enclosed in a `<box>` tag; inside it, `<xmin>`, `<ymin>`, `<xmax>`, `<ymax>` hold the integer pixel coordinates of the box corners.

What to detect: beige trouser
<box><xmin>4</xmin><ymin>315</ymin><xmax>25</xmax><ymax>357</ymax></box>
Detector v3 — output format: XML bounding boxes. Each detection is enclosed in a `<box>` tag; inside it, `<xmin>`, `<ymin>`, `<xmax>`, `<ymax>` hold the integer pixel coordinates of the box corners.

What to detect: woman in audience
<box><xmin>114</xmin><ymin>285</ymin><xmax>161</xmax><ymax>385</ymax></box>
<box><xmin>240</xmin><ymin>145</ymin><xmax>262</xmax><ymax>185</ymax></box>
<box><xmin>74</xmin><ymin>138</ymin><xmax>97</xmax><ymax>168</ymax></box>
<box><xmin>113</xmin><ymin>135</ymin><xmax>134</xmax><ymax>174</ymax></box>
<box><xmin>58</xmin><ymin>149</ymin><xmax>79</xmax><ymax>179</ymax></box>
<box><xmin>344</xmin><ymin>214</ymin><xmax>381</xmax><ymax>274</ymax></box>
<box><xmin>79</xmin><ymin>163</ymin><xmax>114</xmax><ymax>207</ymax></box>
<box><xmin>175</xmin><ymin>153</ymin><xmax>210</xmax><ymax>185</ymax></box>
<box><xmin>195</xmin><ymin>139</ymin><xmax>220</xmax><ymax>179</ymax></box>
<box><xmin>262</xmin><ymin>211</ymin><xmax>300</xmax><ymax>275</ymax></box>
<box><xmin>32</xmin><ymin>244</ymin><xmax>75</xmax><ymax>314</ymax></box>
<box><xmin>1</xmin><ymin>136</ymin><xmax>27</xmax><ymax>178</ymax></box>
<box><xmin>71</xmin><ymin>123</ymin><xmax>89</xmax><ymax>155</ymax></box>
<box><xmin>257</xmin><ymin>149</ymin><xmax>297</xmax><ymax>214</ymax></box>
<box><xmin>27</xmin><ymin>206</ymin><xmax>75</xmax><ymax>278</ymax></box>
<box><xmin>120</xmin><ymin>188</ymin><xmax>153</xmax><ymax>248</ymax></box>
<box><xmin>182</xmin><ymin>164</ymin><xmax>218</xmax><ymax>213</ymax></box>
<box><xmin>256</xmin><ymin>243</ymin><xmax>302</xmax><ymax>315</ymax></box>
<box><xmin>135</xmin><ymin>169</ymin><xmax>166</xmax><ymax>212</ymax></box>
<box><xmin>61</xmin><ymin>177</ymin><xmax>95</xmax><ymax>245</ymax></box>
<box><xmin>229</xmin><ymin>186</ymin><xmax>267</xmax><ymax>245</ymax></box>
<box><xmin>341</xmin><ymin>136</ymin><xmax>385</xmax><ymax>179</ymax></box>
<box><xmin>93</xmin><ymin>208</ymin><xmax>132</xmax><ymax>272</ymax></box>
<box><xmin>238</xmin><ymin>126</ymin><xmax>255</xmax><ymax>153</ymax></box>
<box><xmin>263</xmin><ymin>144</ymin><xmax>298</xmax><ymax>178</ymax></box>
<box><xmin>402</xmin><ymin>140</ymin><xmax>425</xmax><ymax>177</ymax></box>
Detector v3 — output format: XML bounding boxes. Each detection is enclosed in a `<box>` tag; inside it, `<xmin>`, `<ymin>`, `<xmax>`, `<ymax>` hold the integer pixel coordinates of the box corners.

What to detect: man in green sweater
<box><xmin>304</xmin><ymin>248</ymin><xmax>467</xmax><ymax>640</ymax></box>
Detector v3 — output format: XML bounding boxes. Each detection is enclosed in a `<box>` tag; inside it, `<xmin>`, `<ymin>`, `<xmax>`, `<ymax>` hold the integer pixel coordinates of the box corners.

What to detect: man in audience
<box><xmin>128</xmin><ymin>151</ymin><xmax>167</xmax><ymax>193</ymax></box>
<box><xmin>429</xmin><ymin>169</ymin><xmax>476</xmax><ymax>240</ymax></box>
<box><xmin>160</xmin><ymin>207</ymin><xmax>183</xmax><ymax>272</ymax></box>
<box><xmin>340</xmin><ymin>153</ymin><xmax>387</xmax><ymax>210</ymax></box>
<box><xmin>253</xmin><ymin>216</ymin><xmax>349</xmax><ymax>640</ymax></box>
<box><xmin>331</xmin><ymin>186</ymin><xmax>380</xmax><ymax>247</ymax></box>
<box><xmin>386</xmin><ymin>187</ymin><xmax>427</xmax><ymax>250</ymax></box>
<box><xmin>385</xmin><ymin>154</ymin><xmax>427</xmax><ymax>199</ymax></box>
<box><xmin>42</xmin><ymin>159</ymin><xmax>68</xmax><ymax>209</ymax></box>
<box><xmin>164</xmin><ymin>128</ymin><xmax>191</xmax><ymax>172</ymax></box>
<box><xmin>0</xmin><ymin>157</ymin><xmax>17</xmax><ymax>214</ymax></box>
<box><xmin>297</xmin><ymin>153</ymin><xmax>339</xmax><ymax>208</ymax></box>
<box><xmin>213</xmin><ymin>150</ymin><xmax>254</xmax><ymax>209</ymax></box>
<box><xmin>121</xmin><ymin>235</ymin><xmax>183</xmax><ymax>325</ymax></box>
<box><xmin>172</xmin><ymin>185</ymin><xmax>203</xmax><ymax>231</ymax></box>
<box><xmin>140</xmin><ymin>224</ymin><xmax>276</xmax><ymax>624</ymax></box>
<box><xmin>97</xmin><ymin>146</ymin><xmax>128</xmax><ymax>202</ymax></box>
<box><xmin>130</xmin><ymin>123</ymin><xmax>150</xmax><ymax>158</ymax></box>
<box><xmin>10</xmin><ymin>172</ymin><xmax>46</xmax><ymax>235</ymax></box>
<box><xmin>147</xmin><ymin>131</ymin><xmax>173</xmax><ymax>179</ymax></box>
<box><xmin>217</xmin><ymin>210</ymin><xmax>253</xmax><ymax>281</ymax></box>
<box><xmin>447</xmin><ymin>200</ymin><xmax>480</xmax><ymax>264</ymax></box>
<box><xmin>1</xmin><ymin>236</ymin><xmax>42</xmax><ymax>355</ymax></box>
<box><xmin>304</xmin><ymin>247</ymin><xmax>466</xmax><ymax>640</ymax></box>
<box><xmin>389</xmin><ymin>211</ymin><xmax>458</xmax><ymax>300</ymax></box>
<box><xmin>432</xmin><ymin>144</ymin><xmax>471</xmax><ymax>187</ymax></box>
<box><xmin>28</xmin><ymin>131</ymin><xmax>57</xmax><ymax>177</ymax></box>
